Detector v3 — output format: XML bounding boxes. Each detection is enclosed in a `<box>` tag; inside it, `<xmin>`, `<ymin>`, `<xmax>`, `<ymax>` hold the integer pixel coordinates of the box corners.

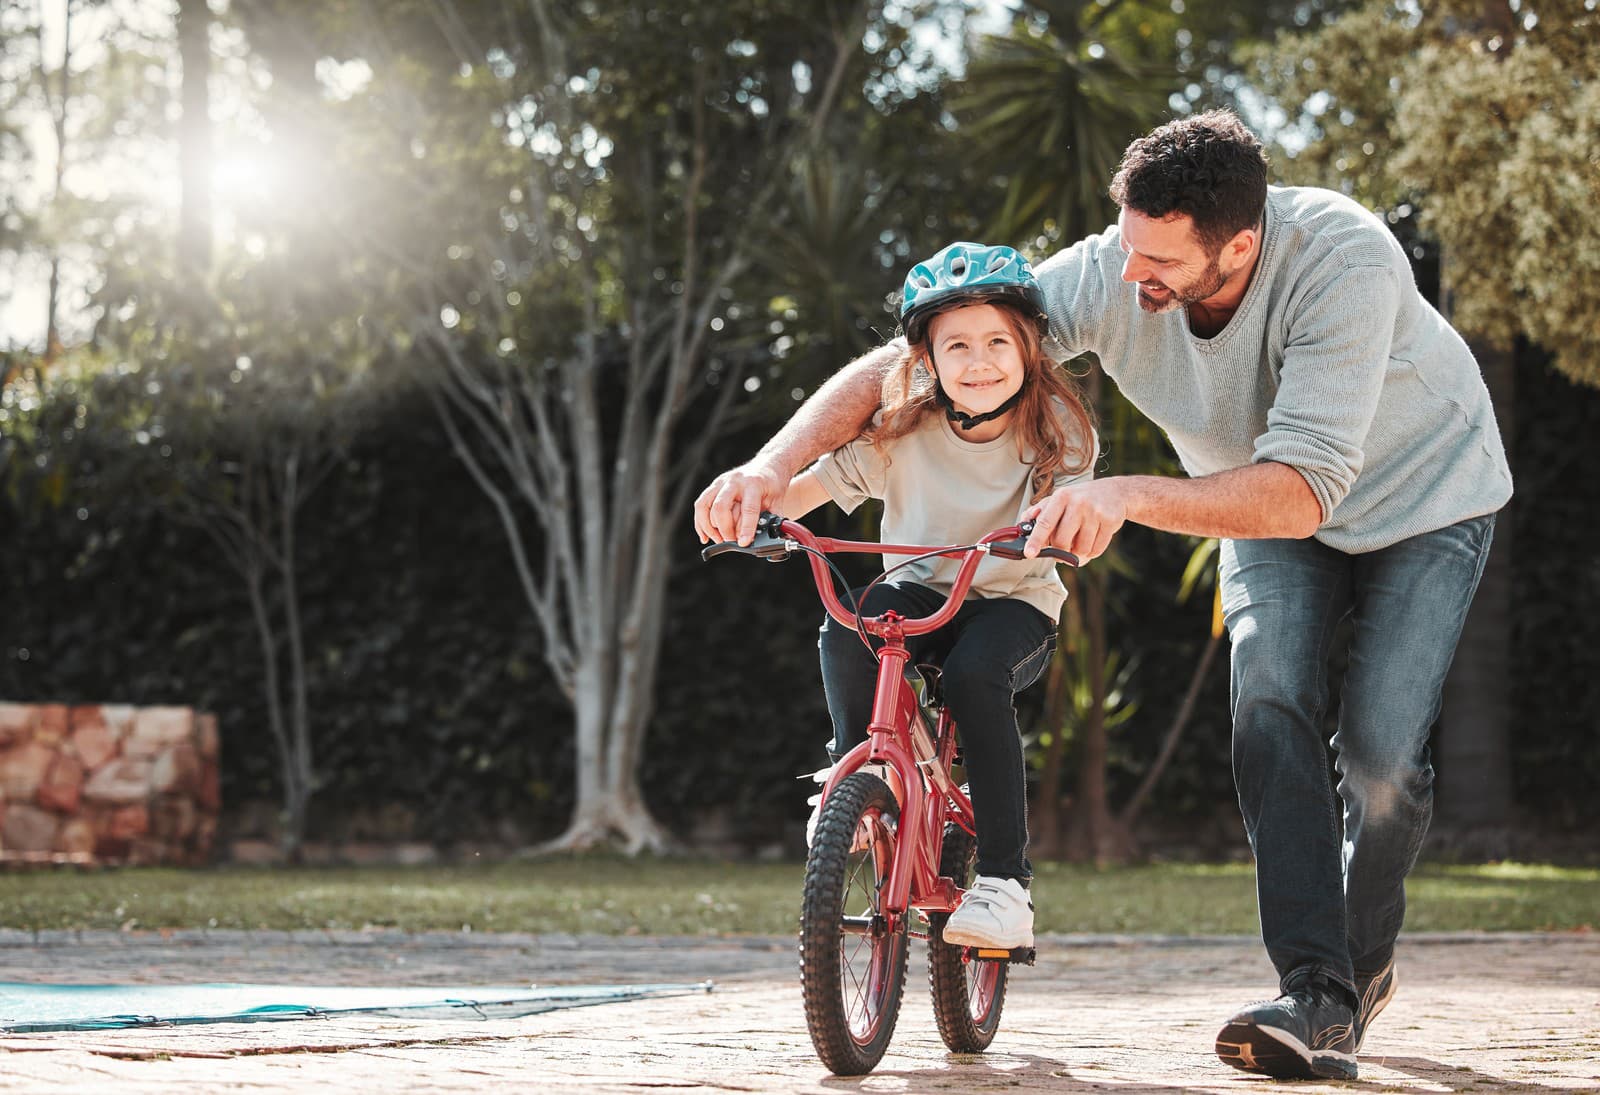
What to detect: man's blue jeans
<box><xmin>1218</xmin><ymin>514</ymin><xmax>1495</xmax><ymax>996</ymax></box>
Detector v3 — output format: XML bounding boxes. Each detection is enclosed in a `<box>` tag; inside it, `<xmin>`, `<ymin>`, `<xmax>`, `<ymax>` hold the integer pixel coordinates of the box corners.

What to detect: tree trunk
<box><xmin>532</xmin><ymin>747</ymin><xmax>673</xmax><ymax>855</ymax></box>
<box><xmin>242</xmin><ymin>558</ymin><xmax>304</xmax><ymax>857</ymax></box>
<box><xmin>1437</xmin><ymin>336</ymin><xmax>1515</xmax><ymax>827</ymax></box>
<box><xmin>204</xmin><ymin>455</ymin><xmax>319</xmax><ymax>860</ymax></box>
<box><xmin>176</xmin><ymin>0</ymin><xmax>213</xmax><ymax>291</ymax></box>
<box><xmin>1060</xmin><ymin>568</ymin><xmax>1137</xmax><ymax>864</ymax></box>
<box><xmin>536</xmin><ymin>776</ymin><xmax>672</xmax><ymax>857</ymax></box>
<box><xmin>1050</xmin><ymin>367</ymin><xmax>1136</xmax><ymax>864</ymax></box>
<box><xmin>425</xmin><ymin>3</ymin><xmax>865</xmax><ymax>858</ymax></box>
<box><xmin>1413</xmin><ymin>0</ymin><xmax>1517</xmax><ymax>836</ymax></box>
<box><xmin>279</xmin><ymin>450</ymin><xmax>316</xmax><ymax>856</ymax></box>
<box><xmin>1027</xmin><ymin>637</ymin><xmax>1072</xmax><ymax>859</ymax></box>
<box><xmin>1120</xmin><ymin>628</ymin><xmax>1222</xmax><ymax>830</ymax></box>
<box><xmin>42</xmin><ymin>0</ymin><xmax>72</xmax><ymax>361</ymax></box>
<box><xmin>529</xmin><ymin>550</ymin><xmax>675</xmax><ymax>856</ymax></box>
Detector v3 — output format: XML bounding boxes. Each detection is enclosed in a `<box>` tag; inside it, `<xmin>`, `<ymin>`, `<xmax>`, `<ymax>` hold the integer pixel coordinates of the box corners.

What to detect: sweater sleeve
<box><xmin>1254</xmin><ymin>263</ymin><xmax>1398</xmax><ymax>521</ymax></box>
<box><xmin>809</xmin><ymin>435</ymin><xmax>886</xmax><ymax>515</ymax></box>
<box><xmin>1033</xmin><ymin>234</ymin><xmax>1112</xmax><ymax>361</ymax></box>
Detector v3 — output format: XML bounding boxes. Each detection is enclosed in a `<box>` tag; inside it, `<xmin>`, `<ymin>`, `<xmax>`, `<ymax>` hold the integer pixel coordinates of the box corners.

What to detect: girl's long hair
<box><xmin>869</xmin><ymin>299</ymin><xmax>1096</xmax><ymax>502</ymax></box>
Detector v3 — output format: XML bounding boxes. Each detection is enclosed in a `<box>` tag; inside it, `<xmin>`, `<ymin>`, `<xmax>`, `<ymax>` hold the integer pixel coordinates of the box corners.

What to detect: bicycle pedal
<box><xmin>964</xmin><ymin>945</ymin><xmax>1036</xmax><ymax>966</ymax></box>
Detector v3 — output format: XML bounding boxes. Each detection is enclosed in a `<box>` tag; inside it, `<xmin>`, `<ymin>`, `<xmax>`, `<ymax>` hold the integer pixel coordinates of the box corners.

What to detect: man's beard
<box><xmin>1135</xmin><ymin>256</ymin><xmax>1228</xmax><ymax>314</ymax></box>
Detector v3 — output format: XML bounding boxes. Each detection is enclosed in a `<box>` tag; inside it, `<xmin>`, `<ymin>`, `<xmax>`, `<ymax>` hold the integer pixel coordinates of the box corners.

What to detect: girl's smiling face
<box><xmin>926</xmin><ymin>302</ymin><xmax>1026</xmax><ymax>418</ymax></box>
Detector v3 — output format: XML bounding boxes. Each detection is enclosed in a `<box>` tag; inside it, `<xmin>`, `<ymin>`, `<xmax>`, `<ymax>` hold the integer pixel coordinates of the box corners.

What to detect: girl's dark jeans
<box><xmin>817</xmin><ymin>582</ymin><xmax>1056</xmax><ymax>881</ymax></box>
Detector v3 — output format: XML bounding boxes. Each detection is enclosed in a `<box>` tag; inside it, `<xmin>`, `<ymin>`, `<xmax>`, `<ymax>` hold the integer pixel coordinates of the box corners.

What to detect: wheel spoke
<box><xmin>969</xmin><ymin>964</ymin><xmax>997</xmax><ymax>1020</ymax></box>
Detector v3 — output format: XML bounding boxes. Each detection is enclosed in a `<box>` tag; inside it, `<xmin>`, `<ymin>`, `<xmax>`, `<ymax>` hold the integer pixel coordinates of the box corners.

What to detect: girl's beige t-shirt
<box><xmin>809</xmin><ymin>410</ymin><xmax>1094</xmax><ymax>622</ymax></box>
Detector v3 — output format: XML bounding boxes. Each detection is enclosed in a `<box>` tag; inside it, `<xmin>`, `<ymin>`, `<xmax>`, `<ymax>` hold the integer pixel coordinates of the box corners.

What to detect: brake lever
<box><xmin>985</xmin><ymin>520</ymin><xmax>1081</xmax><ymax>566</ymax></box>
<box><xmin>701</xmin><ymin>529</ymin><xmax>793</xmax><ymax>563</ymax></box>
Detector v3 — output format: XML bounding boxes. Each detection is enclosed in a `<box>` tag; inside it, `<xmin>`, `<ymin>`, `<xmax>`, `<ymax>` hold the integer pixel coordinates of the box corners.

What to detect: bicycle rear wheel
<box><xmin>927</xmin><ymin>822</ymin><xmax>1008</xmax><ymax>1052</ymax></box>
<box><xmin>799</xmin><ymin>771</ymin><xmax>908</xmax><ymax>1075</ymax></box>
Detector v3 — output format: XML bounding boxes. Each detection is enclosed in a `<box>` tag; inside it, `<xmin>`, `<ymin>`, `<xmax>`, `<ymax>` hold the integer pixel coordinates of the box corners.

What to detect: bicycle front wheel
<box><xmin>799</xmin><ymin>771</ymin><xmax>908</xmax><ymax>1075</ymax></box>
<box><xmin>927</xmin><ymin>822</ymin><xmax>1008</xmax><ymax>1052</ymax></box>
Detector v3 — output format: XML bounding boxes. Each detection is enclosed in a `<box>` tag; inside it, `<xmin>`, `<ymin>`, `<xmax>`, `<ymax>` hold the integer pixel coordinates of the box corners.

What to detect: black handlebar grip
<box><xmin>701</xmin><ymin>528</ymin><xmax>792</xmax><ymax>563</ymax></box>
<box><xmin>987</xmin><ymin>521</ymin><xmax>1082</xmax><ymax>566</ymax></box>
<box><xmin>1009</xmin><ymin>520</ymin><xmax>1081</xmax><ymax>566</ymax></box>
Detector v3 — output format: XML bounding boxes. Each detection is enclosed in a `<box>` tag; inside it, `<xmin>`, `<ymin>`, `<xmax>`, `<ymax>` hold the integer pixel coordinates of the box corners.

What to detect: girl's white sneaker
<box><xmin>941</xmin><ymin>875</ymin><xmax>1034</xmax><ymax>949</ymax></box>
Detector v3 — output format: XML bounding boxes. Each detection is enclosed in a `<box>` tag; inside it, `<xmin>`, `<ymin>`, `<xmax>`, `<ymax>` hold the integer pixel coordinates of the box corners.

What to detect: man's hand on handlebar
<box><xmin>694</xmin><ymin>460</ymin><xmax>789</xmax><ymax>546</ymax></box>
<box><xmin>1022</xmin><ymin>479</ymin><xmax>1128</xmax><ymax>563</ymax></box>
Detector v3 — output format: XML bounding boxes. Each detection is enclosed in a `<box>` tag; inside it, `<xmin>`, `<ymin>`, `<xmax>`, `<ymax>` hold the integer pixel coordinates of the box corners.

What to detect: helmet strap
<box><xmin>933</xmin><ymin>381</ymin><xmax>1025</xmax><ymax>431</ymax></box>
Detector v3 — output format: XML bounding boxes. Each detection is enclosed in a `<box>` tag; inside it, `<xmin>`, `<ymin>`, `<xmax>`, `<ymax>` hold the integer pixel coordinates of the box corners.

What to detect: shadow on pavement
<box><xmin>814</xmin><ymin>1049</ymin><xmax>1595</xmax><ymax>1093</ymax></box>
<box><xmin>818</xmin><ymin>1051</ymin><xmax>1237</xmax><ymax>1093</ymax></box>
<box><xmin>1372</xmin><ymin>1055</ymin><xmax>1593</xmax><ymax>1093</ymax></box>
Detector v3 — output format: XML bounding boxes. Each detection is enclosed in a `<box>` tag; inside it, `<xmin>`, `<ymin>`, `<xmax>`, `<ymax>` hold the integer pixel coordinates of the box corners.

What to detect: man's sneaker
<box><xmin>803</xmin><ymin>763</ymin><xmax>898</xmax><ymax>848</ymax></box>
<box><xmin>940</xmin><ymin>876</ymin><xmax>1034</xmax><ymax>949</ymax></box>
<box><xmin>1354</xmin><ymin>959</ymin><xmax>1397</xmax><ymax>1052</ymax></box>
<box><xmin>1215</xmin><ymin>967</ymin><xmax>1358</xmax><ymax>1081</ymax></box>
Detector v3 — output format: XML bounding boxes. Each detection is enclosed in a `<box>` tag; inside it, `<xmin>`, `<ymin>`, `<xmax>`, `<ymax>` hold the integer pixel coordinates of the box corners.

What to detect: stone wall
<box><xmin>0</xmin><ymin>703</ymin><xmax>219</xmax><ymax>866</ymax></box>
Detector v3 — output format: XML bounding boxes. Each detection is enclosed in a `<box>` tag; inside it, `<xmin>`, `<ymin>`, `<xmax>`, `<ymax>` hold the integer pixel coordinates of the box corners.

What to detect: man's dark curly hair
<box><xmin>1108</xmin><ymin>110</ymin><xmax>1269</xmax><ymax>254</ymax></box>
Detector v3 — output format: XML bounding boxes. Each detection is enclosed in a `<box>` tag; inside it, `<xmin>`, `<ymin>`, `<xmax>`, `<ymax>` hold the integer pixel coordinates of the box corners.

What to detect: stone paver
<box><xmin>0</xmin><ymin>931</ymin><xmax>1596</xmax><ymax>1092</ymax></box>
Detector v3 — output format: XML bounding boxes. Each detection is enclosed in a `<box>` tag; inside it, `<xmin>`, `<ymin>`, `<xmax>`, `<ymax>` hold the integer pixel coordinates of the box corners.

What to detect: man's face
<box><xmin>1117</xmin><ymin>209</ymin><xmax>1233</xmax><ymax>314</ymax></box>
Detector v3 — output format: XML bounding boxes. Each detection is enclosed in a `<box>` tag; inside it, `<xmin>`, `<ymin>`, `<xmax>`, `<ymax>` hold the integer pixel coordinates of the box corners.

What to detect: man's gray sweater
<box><xmin>1035</xmin><ymin>185</ymin><xmax>1512</xmax><ymax>553</ymax></box>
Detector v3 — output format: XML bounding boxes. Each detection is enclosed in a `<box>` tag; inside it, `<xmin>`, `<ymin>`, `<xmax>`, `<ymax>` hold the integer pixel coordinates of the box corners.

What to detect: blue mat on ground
<box><xmin>0</xmin><ymin>980</ymin><xmax>713</xmax><ymax>1033</ymax></box>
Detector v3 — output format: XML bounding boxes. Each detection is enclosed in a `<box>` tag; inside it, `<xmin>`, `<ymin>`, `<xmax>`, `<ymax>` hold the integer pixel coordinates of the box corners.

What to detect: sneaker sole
<box><xmin>1354</xmin><ymin>966</ymin><xmax>1398</xmax><ymax>1052</ymax></box>
<box><xmin>1215</xmin><ymin>1020</ymin><xmax>1358</xmax><ymax>1081</ymax></box>
<box><xmin>939</xmin><ymin>925</ymin><xmax>1034</xmax><ymax>950</ymax></box>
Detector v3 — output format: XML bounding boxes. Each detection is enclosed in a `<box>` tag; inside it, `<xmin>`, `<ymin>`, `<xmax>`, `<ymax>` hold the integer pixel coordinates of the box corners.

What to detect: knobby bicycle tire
<box><xmin>927</xmin><ymin>821</ymin><xmax>1008</xmax><ymax>1052</ymax></box>
<box><xmin>798</xmin><ymin>772</ymin><xmax>908</xmax><ymax>1075</ymax></box>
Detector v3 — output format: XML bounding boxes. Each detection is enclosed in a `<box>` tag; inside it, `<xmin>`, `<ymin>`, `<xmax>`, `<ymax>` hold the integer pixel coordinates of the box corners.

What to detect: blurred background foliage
<box><xmin>1</xmin><ymin>0</ymin><xmax>1596</xmax><ymax>860</ymax></box>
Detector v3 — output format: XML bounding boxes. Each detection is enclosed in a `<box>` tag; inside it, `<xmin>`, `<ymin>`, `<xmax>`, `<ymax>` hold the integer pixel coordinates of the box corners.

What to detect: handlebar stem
<box><xmin>778</xmin><ymin>518</ymin><xmax>1005</xmax><ymax>636</ymax></box>
<box><xmin>862</xmin><ymin>609</ymin><xmax>905</xmax><ymax>642</ymax></box>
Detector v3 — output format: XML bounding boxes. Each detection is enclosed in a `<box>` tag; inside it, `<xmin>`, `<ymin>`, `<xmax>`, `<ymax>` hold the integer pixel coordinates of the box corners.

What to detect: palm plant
<box><xmin>953</xmin><ymin>1</ymin><xmax>1302</xmax><ymax>862</ymax></box>
<box><xmin>951</xmin><ymin>3</ymin><xmax>1174</xmax><ymax>862</ymax></box>
<box><xmin>953</xmin><ymin>0</ymin><xmax>1166</xmax><ymax>246</ymax></box>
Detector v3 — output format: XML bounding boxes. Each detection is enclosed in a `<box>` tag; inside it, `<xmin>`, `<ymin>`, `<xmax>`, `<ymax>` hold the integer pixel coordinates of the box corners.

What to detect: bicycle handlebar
<box><xmin>702</xmin><ymin>512</ymin><xmax>1080</xmax><ymax>635</ymax></box>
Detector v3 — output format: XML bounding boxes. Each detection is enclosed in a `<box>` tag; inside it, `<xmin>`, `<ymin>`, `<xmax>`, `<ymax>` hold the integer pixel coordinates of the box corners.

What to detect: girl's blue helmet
<box><xmin>898</xmin><ymin>242</ymin><xmax>1049</xmax><ymax>343</ymax></box>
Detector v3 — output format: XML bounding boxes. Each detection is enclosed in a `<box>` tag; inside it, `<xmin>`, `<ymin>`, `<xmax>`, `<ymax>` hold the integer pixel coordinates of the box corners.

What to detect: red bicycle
<box><xmin>704</xmin><ymin>511</ymin><xmax>1078</xmax><ymax>1075</ymax></box>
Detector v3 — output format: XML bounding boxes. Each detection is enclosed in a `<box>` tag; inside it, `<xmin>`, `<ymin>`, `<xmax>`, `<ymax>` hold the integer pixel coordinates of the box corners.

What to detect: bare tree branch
<box><xmin>428</xmin><ymin>383</ymin><xmax>575</xmax><ymax>689</ymax></box>
<box><xmin>433</xmin><ymin>334</ymin><xmax>551</xmax><ymax>511</ymax></box>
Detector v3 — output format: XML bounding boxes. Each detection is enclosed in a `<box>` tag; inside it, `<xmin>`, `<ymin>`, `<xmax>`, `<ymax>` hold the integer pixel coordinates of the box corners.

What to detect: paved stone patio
<box><xmin>0</xmin><ymin>930</ymin><xmax>1595</xmax><ymax>1092</ymax></box>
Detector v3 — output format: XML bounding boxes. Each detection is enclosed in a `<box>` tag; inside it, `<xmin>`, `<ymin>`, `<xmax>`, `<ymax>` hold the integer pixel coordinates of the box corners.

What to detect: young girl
<box><xmin>778</xmin><ymin>241</ymin><xmax>1097</xmax><ymax>950</ymax></box>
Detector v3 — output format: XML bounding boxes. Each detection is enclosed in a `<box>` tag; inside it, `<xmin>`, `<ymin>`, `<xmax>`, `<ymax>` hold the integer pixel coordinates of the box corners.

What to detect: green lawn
<box><xmin>0</xmin><ymin>859</ymin><xmax>1593</xmax><ymax>935</ymax></box>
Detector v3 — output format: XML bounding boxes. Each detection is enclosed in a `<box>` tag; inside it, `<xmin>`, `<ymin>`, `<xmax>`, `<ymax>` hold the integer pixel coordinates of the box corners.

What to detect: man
<box><xmin>694</xmin><ymin>110</ymin><xmax>1510</xmax><ymax>1081</ymax></box>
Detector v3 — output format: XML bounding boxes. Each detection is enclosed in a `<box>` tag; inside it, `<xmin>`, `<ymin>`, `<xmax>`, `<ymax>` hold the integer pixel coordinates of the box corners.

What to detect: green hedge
<box><xmin>2</xmin><ymin>356</ymin><xmax>1595</xmax><ymax>851</ymax></box>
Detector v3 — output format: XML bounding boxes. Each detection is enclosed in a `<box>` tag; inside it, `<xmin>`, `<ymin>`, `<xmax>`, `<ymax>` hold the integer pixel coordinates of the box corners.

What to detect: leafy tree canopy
<box><xmin>1252</xmin><ymin>0</ymin><xmax>1600</xmax><ymax>386</ymax></box>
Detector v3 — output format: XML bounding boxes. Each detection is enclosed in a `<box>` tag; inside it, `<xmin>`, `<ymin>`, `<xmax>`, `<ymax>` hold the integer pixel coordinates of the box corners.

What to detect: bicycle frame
<box><xmin>708</xmin><ymin>510</ymin><xmax>1078</xmax><ymax>1072</ymax></box>
<box><xmin>774</xmin><ymin>517</ymin><xmax>1031</xmax><ymax>935</ymax></box>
